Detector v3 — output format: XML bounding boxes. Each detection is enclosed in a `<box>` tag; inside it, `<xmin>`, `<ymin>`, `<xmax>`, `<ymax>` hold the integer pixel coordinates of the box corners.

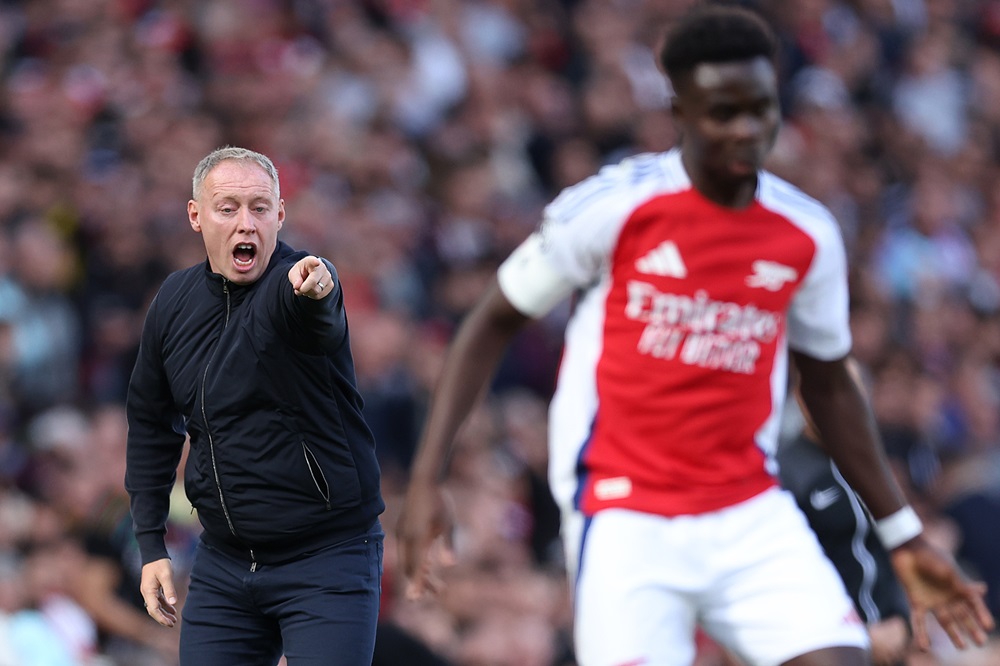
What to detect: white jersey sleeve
<box><xmin>498</xmin><ymin>155</ymin><xmax>679</xmax><ymax>318</ymax></box>
<box><xmin>769</xmin><ymin>183</ymin><xmax>852</xmax><ymax>361</ymax></box>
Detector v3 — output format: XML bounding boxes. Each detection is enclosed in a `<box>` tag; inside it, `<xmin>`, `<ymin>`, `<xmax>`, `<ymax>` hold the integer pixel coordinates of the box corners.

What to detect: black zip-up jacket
<box><xmin>125</xmin><ymin>242</ymin><xmax>384</xmax><ymax>567</ymax></box>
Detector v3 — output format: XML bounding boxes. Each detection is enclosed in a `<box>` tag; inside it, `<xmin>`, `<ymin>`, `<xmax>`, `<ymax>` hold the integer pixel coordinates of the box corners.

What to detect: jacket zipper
<box><xmin>302</xmin><ymin>442</ymin><xmax>332</xmax><ymax>511</ymax></box>
<box><xmin>201</xmin><ymin>279</ymin><xmax>258</xmax><ymax>572</ymax></box>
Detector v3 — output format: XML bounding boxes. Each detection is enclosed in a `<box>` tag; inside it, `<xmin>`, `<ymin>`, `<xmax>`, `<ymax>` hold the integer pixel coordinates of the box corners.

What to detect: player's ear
<box><xmin>670</xmin><ymin>95</ymin><xmax>684</xmax><ymax>124</ymax></box>
<box><xmin>188</xmin><ymin>200</ymin><xmax>202</xmax><ymax>233</ymax></box>
<box><xmin>277</xmin><ymin>199</ymin><xmax>285</xmax><ymax>231</ymax></box>
<box><xmin>668</xmin><ymin>72</ymin><xmax>688</xmax><ymax>125</ymax></box>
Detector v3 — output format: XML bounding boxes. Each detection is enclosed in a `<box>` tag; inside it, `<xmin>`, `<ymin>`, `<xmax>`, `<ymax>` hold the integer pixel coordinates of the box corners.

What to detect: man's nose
<box><xmin>731</xmin><ymin>114</ymin><xmax>765</xmax><ymax>141</ymax></box>
<box><xmin>237</xmin><ymin>208</ymin><xmax>257</xmax><ymax>232</ymax></box>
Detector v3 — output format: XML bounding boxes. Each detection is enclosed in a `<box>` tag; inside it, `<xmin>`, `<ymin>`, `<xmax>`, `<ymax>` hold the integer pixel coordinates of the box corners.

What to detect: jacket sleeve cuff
<box><xmin>136</xmin><ymin>532</ymin><xmax>171</xmax><ymax>565</ymax></box>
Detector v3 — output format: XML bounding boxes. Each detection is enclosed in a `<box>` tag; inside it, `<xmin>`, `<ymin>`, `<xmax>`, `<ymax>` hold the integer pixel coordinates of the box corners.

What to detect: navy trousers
<box><xmin>179</xmin><ymin>525</ymin><xmax>383</xmax><ymax>666</ymax></box>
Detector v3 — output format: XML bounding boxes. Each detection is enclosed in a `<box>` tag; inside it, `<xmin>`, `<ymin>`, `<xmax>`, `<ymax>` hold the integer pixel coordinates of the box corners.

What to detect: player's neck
<box><xmin>682</xmin><ymin>153</ymin><xmax>758</xmax><ymax>210</ymax></box>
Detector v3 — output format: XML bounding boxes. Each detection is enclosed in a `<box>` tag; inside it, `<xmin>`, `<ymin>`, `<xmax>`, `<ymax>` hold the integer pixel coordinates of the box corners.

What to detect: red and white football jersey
<box><xmin>498</xmin><ymin>148</ymin><xmax>851</xmax><ymax>518</ymax></box>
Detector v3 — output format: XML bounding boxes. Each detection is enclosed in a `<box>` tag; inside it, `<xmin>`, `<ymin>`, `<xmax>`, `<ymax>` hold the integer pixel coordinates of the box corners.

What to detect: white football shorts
<box><xmin>568</xmin><ymin>487</ymin><xmax>869</xmax><ymax>666</ymax></box>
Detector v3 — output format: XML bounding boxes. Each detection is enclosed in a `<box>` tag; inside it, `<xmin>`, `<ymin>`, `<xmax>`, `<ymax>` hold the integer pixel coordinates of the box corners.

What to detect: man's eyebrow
<box><xmin>212</xmin><ymin>192</ymin><xmax>274</xmax><ymax>202</ymax></box>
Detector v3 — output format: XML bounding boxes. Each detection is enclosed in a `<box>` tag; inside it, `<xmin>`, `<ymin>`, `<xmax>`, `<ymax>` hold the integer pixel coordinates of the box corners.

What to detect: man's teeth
<box><xmin>234</xmin><ymin>244</ymin><xmax>255</xmax><ymax>266</ymax></box>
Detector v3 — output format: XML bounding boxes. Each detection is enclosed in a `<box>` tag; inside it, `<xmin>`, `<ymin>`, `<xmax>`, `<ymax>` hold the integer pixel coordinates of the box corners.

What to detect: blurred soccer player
<box><xmin>398</xmin><ymin>4</ymin><xmax>993</xmax><ymax>666</ymax></box>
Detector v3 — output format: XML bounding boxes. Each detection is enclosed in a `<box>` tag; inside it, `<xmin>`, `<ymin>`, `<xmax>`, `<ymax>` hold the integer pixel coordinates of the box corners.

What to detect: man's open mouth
<box><xmin>234</xmin><ymin>243</ymin><xmax>257</xmax><ymax>267</ymax></box>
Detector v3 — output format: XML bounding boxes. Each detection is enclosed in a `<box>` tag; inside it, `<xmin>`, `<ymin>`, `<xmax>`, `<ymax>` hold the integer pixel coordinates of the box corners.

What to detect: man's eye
<box><xmin>255</xmin><ymin>207</ymin><xmax>266</xmax><ymax>213</ymax></box>
<box><xmin>710</xmin><ymin>108</ymin><xmax>737</xmax><ymax>121</ymax></box>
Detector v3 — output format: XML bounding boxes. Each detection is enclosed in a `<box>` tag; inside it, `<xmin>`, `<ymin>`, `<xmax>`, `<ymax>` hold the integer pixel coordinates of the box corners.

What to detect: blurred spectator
<box><xmin>25</xmin><ymin>404</ymin><xmax>184</xmax><ymax>665</ymax></box>
<box><xmin>876</xmin><ymin>160</ymin><xmax>977</xmax><ymax>304</ymax></box>
<box><xmin>1</xmin><ymin>218</ymin><xmax>81</xmax><ymax>419</ymax></box>
<box><xmin>0</xmin><ymin>551</ymin><xmax>79</xmax><ymax>666</ymax></box>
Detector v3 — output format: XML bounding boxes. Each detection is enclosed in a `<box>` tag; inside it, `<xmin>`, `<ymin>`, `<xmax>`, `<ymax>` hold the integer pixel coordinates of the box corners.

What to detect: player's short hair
<box><xmin>192</xmin><ymin>146</ymin><xmax>280</xmax><ymax>199</ymax></box>
<box><xmin>660</xmin><ymin>3</ymin><xmax>777</xmax><ymax>87</ymax></box>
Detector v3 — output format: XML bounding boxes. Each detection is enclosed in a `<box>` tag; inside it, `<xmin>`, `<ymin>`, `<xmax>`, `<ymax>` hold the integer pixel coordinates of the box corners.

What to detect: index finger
<box><xmin>396</xmin><ymin>505</ymin><xmax>434</xmax><ymax>572</ymax></box>
<box><xmin>404</xmin><ymin>540</ymin><xmax>455</xmax><ymax>600</ymax></box>
<box><xmin>397</xmin><ymin>528</ymin><xmax>431</xmax><ymax>585</ymax></box>
<box><xmin>301</xmin><ymin>258</ymin><xmax>328</xmax><ymax>290</ymax></box>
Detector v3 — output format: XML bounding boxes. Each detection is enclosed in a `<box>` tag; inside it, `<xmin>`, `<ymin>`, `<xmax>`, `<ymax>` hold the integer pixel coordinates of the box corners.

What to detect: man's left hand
<box><xmin>890</xmin><ymin>535</ymin><xmax>994</xmax><ymax>650</ymax></box>
<box><xmin>289</xmin><ymin>256</ymin><xmax>331</xmax><ymax>299</ymax></box>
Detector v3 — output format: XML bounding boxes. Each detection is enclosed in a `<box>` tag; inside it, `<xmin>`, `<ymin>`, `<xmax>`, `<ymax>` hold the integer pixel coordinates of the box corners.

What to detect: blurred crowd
<box><xmin>0</xmin><ymin>0</ymin><xmax>999</xmax><ymax>664</ymax></box>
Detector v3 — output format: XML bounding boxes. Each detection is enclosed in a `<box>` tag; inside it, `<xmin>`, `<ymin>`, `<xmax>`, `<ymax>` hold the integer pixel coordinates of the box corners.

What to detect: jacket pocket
<box><xmin>302</xmin><ymin>442</ymin><xmax>332</xmax><ymax>510</ymax></box>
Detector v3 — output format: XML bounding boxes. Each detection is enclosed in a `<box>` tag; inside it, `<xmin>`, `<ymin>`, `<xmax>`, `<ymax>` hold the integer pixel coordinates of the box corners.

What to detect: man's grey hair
<box><xmin>192</xmin><ymin>146</ymin><xmax>280</xmax><ymax>199</ymax></box>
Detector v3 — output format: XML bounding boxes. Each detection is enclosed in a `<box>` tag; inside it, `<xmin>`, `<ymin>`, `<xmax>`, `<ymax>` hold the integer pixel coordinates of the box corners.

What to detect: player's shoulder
<box><xmin>757</xmin><ymin>171</ymin><xmax>841</xmax><ymax>242</ymax></box>
<box><xmin>587</xmin><ymin>149</ymin><xmax>685</xmax><ymax>192</ymax></box>
<box><xmin>547</xmin><ymin>149</ymin><xmax>687</xmax><ymax>222</ymax></box>
<box><xmin>606</xmin><ymin>149</ymin><xmax>683</xmax><ymax>183</ymax></box>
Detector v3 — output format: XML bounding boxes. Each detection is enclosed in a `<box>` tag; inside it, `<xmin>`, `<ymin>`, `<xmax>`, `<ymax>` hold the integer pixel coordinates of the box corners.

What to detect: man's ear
<box><xmin>670</xmin><ymin>95</ymin><xmax>684</xmax><ymax>125</ymax></box>
<box><xmin>277</xmin><ymin>199</ymin><xmax>285</xmax><ymax>231</ymax></box>
<box><xmin>188</xmin><ymin>200</ymin><xmax>201</xmax><ymax>233</ymax></box>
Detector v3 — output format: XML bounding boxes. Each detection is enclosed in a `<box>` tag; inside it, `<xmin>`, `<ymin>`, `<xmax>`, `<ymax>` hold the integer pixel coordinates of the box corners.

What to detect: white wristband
<box><xmin>874</xmin><ymin>506</ymin><xmax>923</xmax><ymax>550</ymax></box>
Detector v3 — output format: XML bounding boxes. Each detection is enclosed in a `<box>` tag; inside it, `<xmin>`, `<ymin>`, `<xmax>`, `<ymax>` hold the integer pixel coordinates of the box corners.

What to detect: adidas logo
<box><xmin>635</xmin><ymin>241</ymin><xmax>687</xmax><ymax>278</ymax></box>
